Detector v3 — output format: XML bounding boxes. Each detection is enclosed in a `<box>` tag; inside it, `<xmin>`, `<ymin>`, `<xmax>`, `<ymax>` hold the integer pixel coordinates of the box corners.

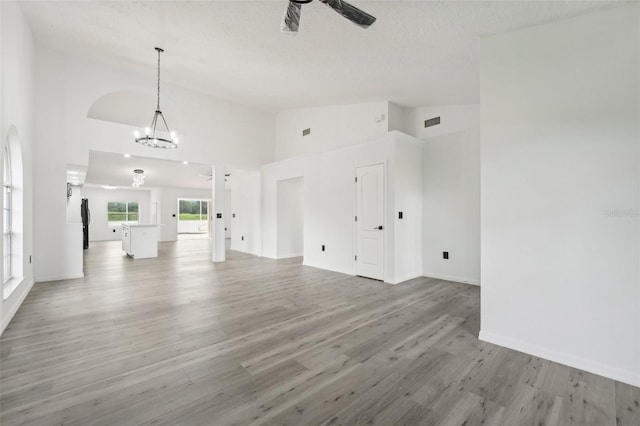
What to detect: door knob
<box><xmin>373</xmin><ymin>226</ymin><xmax>383</xmax><ymax>230</ymax></box>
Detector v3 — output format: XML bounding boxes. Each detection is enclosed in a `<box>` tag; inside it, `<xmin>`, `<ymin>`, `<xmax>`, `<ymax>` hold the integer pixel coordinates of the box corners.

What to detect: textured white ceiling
<box><xmin>21</xmin><ymin>0</ymin><xmax>619</xmax><ymax>111</ymax></box>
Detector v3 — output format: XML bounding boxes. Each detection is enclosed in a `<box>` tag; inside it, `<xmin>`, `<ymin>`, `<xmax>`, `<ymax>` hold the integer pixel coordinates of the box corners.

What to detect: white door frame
<box><xmin>354</xmin><ymin>162</ymin><xmax>386</xmax><ymax>281</ymax></box>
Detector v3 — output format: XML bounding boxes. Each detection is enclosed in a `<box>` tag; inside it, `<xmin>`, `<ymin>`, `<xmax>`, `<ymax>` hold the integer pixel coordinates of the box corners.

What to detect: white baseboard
<box><xmin>390</xmin><ymin>274</ymin><xmax>423</xmax><ymax>285</ymax></box>
<box><xmin>230</xmin><ymin>247</ymin><xmax>260</xmax><ymax>257</ymax></box>
<box><xmin>1</xmin><ymin>278</ymin><xmax>35</xmax><ymax>335</ymax></box>
<box><xmin>275</xmin><ymin>253</ymin><xmax>304</xmax><ymax>260</ymax></box>
<box><xmin>479</xmin><ymin>330</ymin><xmax>640</xmax><ymax>387</ymax></box>
<box><xmin>423</xmin><ymin>272</ymin><xmax>480</xmax><ymax>286</ymax></box>
<box><xmin>35</xmin><ymin>273</ymin><xmax>84</xmax><ymax>283</ymax></box>
<box><xmin>302</xmin><ymin>261</ymin><xmax>353</xmax><ymax>277</ymax></box>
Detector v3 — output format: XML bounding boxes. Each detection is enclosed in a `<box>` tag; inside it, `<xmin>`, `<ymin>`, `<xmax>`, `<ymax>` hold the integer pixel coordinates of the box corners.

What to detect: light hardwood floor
<box><xmin>1</xmin><ymin>239</ymin><xmax>638</xmax><ymax>425</ymax></box>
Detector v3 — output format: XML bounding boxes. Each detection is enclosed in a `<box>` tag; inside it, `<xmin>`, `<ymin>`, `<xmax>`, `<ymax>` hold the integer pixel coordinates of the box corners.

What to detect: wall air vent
<box><xmin>424</xmin><ymin>117</ymin><xmax>441</xmax><ymax>128</ymax></box>
<box><xmin>302</xmin><ymin>128</ymin><xmax>311</xmax><ymax>136</ymax></box>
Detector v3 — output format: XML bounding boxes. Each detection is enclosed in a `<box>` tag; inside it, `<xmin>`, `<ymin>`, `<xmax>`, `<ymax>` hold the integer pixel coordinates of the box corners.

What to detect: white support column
<box><xmin>212</xmin><ymin>165</ymin><xmax>226</xmax><ymax>262</ymax></box>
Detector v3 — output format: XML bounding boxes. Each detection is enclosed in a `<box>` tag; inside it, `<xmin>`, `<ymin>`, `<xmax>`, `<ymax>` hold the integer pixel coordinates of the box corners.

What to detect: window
<box><xmin>178</xmin><ymin>199</ymin><xmax>208</xmax><ymax>221</ymax></box>
<box><xmin>107</xmin><ymin>201</ymin><xmax>139</xmax><ymax>226</ymax></box>
<box><xmin>3</xmin><ymin>126</ymin><xmax>23</xmax><ymax>300</ymax></box>
<box><xmin>3</xmin><ymin>145</ymin><xmax>12</xmax><ymax>284</ymax></box>
<box><xmin>177</xmin><ymin>199</ymin><xmax>209</xmax><ymax>234</ymax></box>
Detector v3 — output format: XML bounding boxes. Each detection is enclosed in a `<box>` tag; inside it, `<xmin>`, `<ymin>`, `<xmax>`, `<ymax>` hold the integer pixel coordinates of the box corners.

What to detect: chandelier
<box><xmin>134</xmin><ymin>48</ymin><xmax>179</xmax><ymax>149</ymax></box>
<box><xmin>132</xmin><ymin>169</ymin><xmax>145</xmax><ymax>187</ymax></box>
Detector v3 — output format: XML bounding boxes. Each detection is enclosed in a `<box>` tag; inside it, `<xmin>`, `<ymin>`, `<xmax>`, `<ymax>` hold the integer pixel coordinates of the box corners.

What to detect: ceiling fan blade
<box><xmin>281</xmin><ymin>1</ymin><xmax>302</xmax><ymax>33</ymax></box>
<box><xmin>320</xmin><ymin>0</ymin><xmax>376</xmax><ymax>29</ymax></box>
<box><xmin>198</xmin><ymin>173</ymin><xmax>213</xmax><ymax>181</ymax></box>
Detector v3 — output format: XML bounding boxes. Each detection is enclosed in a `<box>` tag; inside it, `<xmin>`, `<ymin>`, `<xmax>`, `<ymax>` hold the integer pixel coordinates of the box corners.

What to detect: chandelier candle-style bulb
<box><xmin>134</xmin><ymin>48</ymin><xmax>179</xmax><ymax>149</ymax></box>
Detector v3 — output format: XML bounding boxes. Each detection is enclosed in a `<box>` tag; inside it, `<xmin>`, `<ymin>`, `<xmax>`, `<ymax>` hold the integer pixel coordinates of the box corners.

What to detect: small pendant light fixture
<box><xmin>132</xmin><ymin>169</ymin><xmax>145</xmax><ymax>187</ymax></box>
<box><xmin>134</xmin><ymin>47</ymin><xmax>179</xmax><ymax>149</ymax></box>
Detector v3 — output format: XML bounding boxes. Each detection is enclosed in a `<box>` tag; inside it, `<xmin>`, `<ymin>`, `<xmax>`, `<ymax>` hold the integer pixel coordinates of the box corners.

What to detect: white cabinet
<box><xmin>122</xmin><ymin>224</ymin><xmax>158</xmax><ymax>259</ymax></box>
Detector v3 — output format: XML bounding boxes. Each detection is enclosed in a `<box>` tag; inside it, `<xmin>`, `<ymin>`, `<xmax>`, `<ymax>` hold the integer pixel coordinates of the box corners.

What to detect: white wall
<box><xmin>422</xmin><ymin>128</ymin><xmax>480</xmax><ymax>285</ymax></box>
<box><xmin>261</xmin><ymin>158</ymin><xmax>307</xmax><ymax>259</ymax></box>
<box><xmin>304</xmin><ymin>137</ymin><xmax>396</xmax><ymax>280</ymax></box>
<box><xmin>387</xmin><ymin>103</ymin><xmax>482</xmax><ymax>286</ymax></box>
<box><xmin>394</xmin><ymin>134</ymin><xmax>423</xmax><ymax>284</ymax></box>
<box><xmin>66</xmin><ymin>185</ymin><xmax>83</xmax><ymax>224</ymax></box>
<box><xmin>81</xmin><ymin>187</ymin><xmax>151</xmax><ymax>242</ymax></box>
<box><xmin>275</xmin><ymin>101</ymin><xmax>389</xmax><ymax>161</ymax></box>
<box><xmin>263</xmin><ymin>136</ymin><xmax>393</xmax><ymax>279</ymax></box>
<box><xmin>405</xmin><ymin>104</ymin><xmax>479</xmax><ymax>140</ymax></box>
<box><xmin>388</xmin><ymin>102</ymin><xmax>412</xmax><ymax>135</ymax></box>
<box><xmin>33</xmin><ymin>47</ymin><xmax>275</xmax><ymax>281</ymax></box>
<box><xmin>276</xmin><ymin>177</ymin><xmax>304</xmax><ymax>259</ymax></box>
<box><xmin>480</xmin><ymin>4</ymin><xmax>640</xmax><ymax>386</ymax></box>
<box><xmin>224</xmin><ymin>188</ymin><xmax>231</xmax><ymax>238</ymax></box>
<box><xmin>149</xmin><ymin>187</ymin><xmax>161</xmax><ymax>226</ymax></box>
<box><xmin>261</xmin><ymin>131</ymin><xmax>423</xmax><ymax>284</ymax></box>
<box><xmin>230</xmin><ymin>170</ymin><xmax>262</xmax><ymax>255</ymax></box>
<box><xmin>1</xmin><ymin>1</ymin><xmax>36</xmax><ymax>333</ymax></box>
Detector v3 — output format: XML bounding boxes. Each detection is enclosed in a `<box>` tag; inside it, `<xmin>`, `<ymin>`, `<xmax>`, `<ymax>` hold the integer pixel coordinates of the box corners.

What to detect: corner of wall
<box><xmin>479</xmin><ymin>330</ymin><xmax>640</xmax><ymax>387</ymax></box>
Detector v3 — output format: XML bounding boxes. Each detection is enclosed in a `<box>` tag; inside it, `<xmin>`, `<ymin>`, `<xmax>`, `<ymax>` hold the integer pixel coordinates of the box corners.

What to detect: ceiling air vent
<box><xmin>302</xmin><ymin>128</ymin><xmax>311</xmax><ymax>136</ymax></box>
<box><xmin>424</xmin><ymin>117</ymin><xmax>441</xmax><ymax>128</ymax></box>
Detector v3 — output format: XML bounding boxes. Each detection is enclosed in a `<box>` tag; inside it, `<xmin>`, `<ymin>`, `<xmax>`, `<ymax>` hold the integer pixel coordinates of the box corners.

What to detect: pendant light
<box><xmin>134</xmin><ymin>48</ymin><xmax>179</xmax><ymax>149</ymax></box>
<box><xmin>132</xmin><ymin>169</ymin><xmax>145</xmax><ymax>187</ymax></box>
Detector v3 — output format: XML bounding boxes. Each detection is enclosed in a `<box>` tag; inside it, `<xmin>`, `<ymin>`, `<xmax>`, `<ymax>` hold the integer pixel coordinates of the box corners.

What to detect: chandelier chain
<box><xmin>134</xmin><ymin>47</ymin><xmax>177</xmax><ymax>149</ymax></box>
<box><xmin>157</xmin><ymin>48</ymin><xmax>161</xmax><ymax>111</ymax></box>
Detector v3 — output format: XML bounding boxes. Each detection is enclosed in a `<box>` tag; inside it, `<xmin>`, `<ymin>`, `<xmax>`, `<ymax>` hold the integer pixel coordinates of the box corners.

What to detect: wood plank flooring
<box><xmin>0</xmin><ymin>238</ymin><xmax>638</xmax><ymax>425</ymax></box>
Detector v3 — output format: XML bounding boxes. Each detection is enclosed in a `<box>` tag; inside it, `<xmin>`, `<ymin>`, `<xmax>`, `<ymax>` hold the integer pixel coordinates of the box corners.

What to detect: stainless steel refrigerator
<box><xmin>81</xmin><ymin>198</ymin><xmax>90</xmax><ymax>249</ymax></box>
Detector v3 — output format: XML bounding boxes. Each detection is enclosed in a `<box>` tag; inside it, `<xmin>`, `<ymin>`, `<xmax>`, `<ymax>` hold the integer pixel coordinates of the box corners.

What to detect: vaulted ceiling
<box><xmin>21</xmin><ymin>0</ymin><xmax>617</xmax><ymax>111</ymax></box>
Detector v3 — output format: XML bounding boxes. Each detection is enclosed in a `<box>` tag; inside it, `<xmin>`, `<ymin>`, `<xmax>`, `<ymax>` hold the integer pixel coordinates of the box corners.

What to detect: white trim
<box><xmin>389</xmin><ymin>274</ymin><xmax>423</xmax><ymax>285</ymax></box>
<box><xmin>302</xmin><ymin>261</ymin><xmax>352</xmax><ymax>277</ymax></box>
<box><xmin>2</xmin><ymin>275</ymin><xmax>23</xmax><ymax>300</ymax></box>
<box><xmin>35</xmin><ymin>273</ymin><xmax>84</xmax><ymax>283</ymax></box>
<box><xmin>274</xmin><ymin>253</ymin><xmax>304</xmax><ymax>260</ymax></box>
<box><xmin>422</xmin><ymin>273</ymin><xmax>480</xmax><ymax>286</ymax></box>
<box><xmin>479</xmin><ymin>330</ymin><xmax>640</xmax><ymax>387</ymax></box>
<box><xmin>1</xmin><ymin>278</ymin><xmax>34</xmax><ymax>335</ymax></box>
<box><xmin>354</xmin><ymin>162</ymin><xmax>386</xmax><ymax>282</ymax></box>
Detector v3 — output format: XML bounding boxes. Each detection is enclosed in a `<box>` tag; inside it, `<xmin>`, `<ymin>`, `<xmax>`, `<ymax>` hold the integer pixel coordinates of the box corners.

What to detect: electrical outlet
<box><xmin>29</xmin><ymin>255</ymin><xmax>32</xmax><ymax>264</ymax></box>
<box><xmin>322</xmin><ymin>245</ymin><xmax>325</xmax><ymax>252</ymax></box>
<box><xmin>443</xmin><ymin>251</ymin><xmax>449</xmax><ymax>260</ymax></box>
<box><xmin>398</xmin><ymin>211</ymin><xmax>403</xmax><ymax>219</ymax></box>
<box><xmin>241</xmin><ymin>236</ymin><xmax>244</xmax><ymax>241</ymax></box>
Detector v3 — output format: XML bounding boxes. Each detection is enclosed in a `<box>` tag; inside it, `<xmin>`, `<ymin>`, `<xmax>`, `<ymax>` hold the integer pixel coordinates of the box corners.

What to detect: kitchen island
<box><xmin>122</xmin><ymin>224</ymin><xmax>158</xmax><ymax>259</ymax></box>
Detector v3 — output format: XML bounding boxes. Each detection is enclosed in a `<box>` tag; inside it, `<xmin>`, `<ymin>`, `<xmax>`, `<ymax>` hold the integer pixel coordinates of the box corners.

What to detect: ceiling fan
<box><xmin>281</xmin><ymin>0</ymin><xmax>376</xmax><ymax>33</ymax></box>
<box><xmin>198</xmin><ymin>172</ymin><xmax>230</xmax><ymax>181</ymax></box>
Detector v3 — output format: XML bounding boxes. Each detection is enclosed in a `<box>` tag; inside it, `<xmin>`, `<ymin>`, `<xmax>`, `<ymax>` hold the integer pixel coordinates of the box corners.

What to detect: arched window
<box><xmin>3</xmin><ymin>126</ymin><xmax>24</xmax><ymax>300</ymax></box>
<box><xmin>3</xmin><ymin>145</ymin><xmax>11</xmax><ymax>284</ymax></box>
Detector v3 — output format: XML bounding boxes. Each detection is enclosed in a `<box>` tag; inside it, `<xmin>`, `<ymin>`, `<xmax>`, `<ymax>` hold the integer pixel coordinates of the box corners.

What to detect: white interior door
<box><xmin>356</xmin><ymin>163</ymin><xmax>384</xmax><ymax>280</ymax></box>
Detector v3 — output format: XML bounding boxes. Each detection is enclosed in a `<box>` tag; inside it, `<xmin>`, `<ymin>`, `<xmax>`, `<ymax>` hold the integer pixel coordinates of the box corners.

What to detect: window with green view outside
<box><xmin>107</xmin><ymin>201</ymin><xmax>139</xmax><ymax>226</ymax></box>
<box><xmin>178</xmin><ymin>199</ymin><xmax>208</xmax><ymax>221</ymax></box>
